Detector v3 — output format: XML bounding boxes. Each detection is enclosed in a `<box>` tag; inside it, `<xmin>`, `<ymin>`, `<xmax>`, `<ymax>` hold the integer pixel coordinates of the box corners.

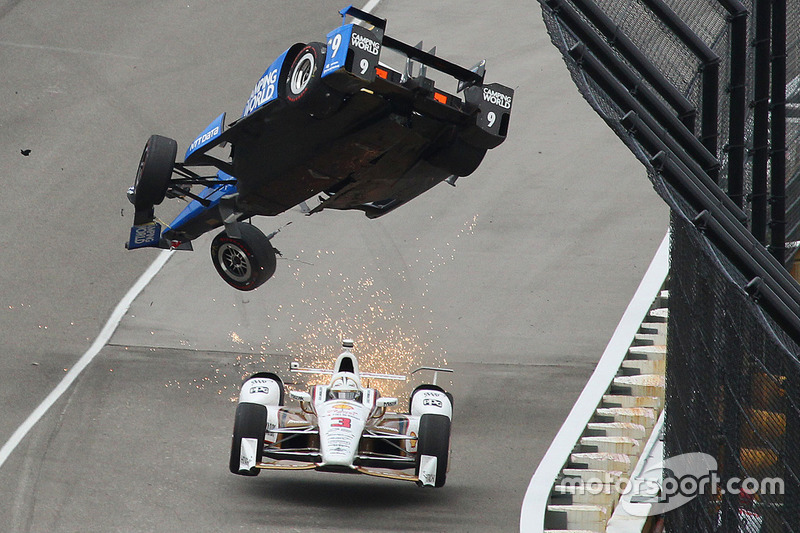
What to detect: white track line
<box><xmin>519</xmin><ymin>231</ymin><xmax>670</xmax><ymax>532</ymax></box>
<box><xmin>0</xmin><ymin>250</ymin><xmax>174</xmax><ymax>470</ymax></box>
<box><xmin>362</xmin><ymin>0</ymin><xmax>382</xmax><ymax>13</ymax></box>
<box><xmin>0</xmin><ymin>41</ymin><xmax>141</xmax><ymax>60</ymax></box>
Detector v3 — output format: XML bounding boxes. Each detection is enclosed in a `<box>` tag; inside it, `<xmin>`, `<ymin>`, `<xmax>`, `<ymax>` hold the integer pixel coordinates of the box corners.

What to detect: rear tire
<box><xmin>285</xmin><ymin>42</ymin><xmax>342</xmax><ymax>117</ymax></box>
<box><xmin>132</xmin><ymin>135</ymin><xmax>177</xmax><ymax>210</ymax></box>
<box><xmin>415</xmin><ymin>414</ymin><xmax>451</xmax><ymax>487</ymax></box>
<box><xmin>229</xmin><ymin>402</ymin><xmax>267</xmax><ymax>476</ymax></box>
<box><xmin>210</xmin><ymin>223</ymin><xmax>277</xmax><ymax>291</ymax></box>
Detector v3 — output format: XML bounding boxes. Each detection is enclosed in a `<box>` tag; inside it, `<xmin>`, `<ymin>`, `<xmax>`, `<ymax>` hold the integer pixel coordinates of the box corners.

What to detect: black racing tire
<box><xmin>229</xmin><ymin>402</ymin><xmax>267</xmax><ymax>476</ymax></box>
<box><xmin>210</xmin><ymin>223</ymin><xmax>277</xmax><ymax>291</ymax></box>
<box><xmin>133</xmin><ymin>135</ymin><xmax>177</xmax><ymax>210</ymax></box>
<box><xmin>284</xmin><ymin>42</ymin><xmax>342</xmax><ymax>117</ymax></box>
<box><xmin>415</xmin><ymin>414</ymin><xmax>451</xmax><ymax>488</ymax></box>
<box><xmin>426</xmin><ymin>136</ymin><xmax>487</xmax><ymax>177</ymax></box>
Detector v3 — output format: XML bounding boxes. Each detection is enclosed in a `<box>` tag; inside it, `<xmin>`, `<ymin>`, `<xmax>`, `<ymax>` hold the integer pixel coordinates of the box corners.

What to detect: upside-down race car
<box><xmin>126</xmin><ymin>5</ymin><xmax>513</xmax><ymax>290</ymax></box>
<box><xmin>230</xmin><ymin>340</ymin><xmax>454</xmax><ymax>487</ymax></box>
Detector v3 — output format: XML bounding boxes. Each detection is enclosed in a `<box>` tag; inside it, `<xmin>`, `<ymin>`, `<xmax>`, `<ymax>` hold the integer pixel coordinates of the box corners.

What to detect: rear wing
<box><xmin>290</xmin><ymin>361</ymin><xmax>407</xmax><ymax>381</ymax></box>
<box><xmin>411</xmin><ymin>366</ymin><xmax>453</xmax><ymax>386</ymax></box>
<box><xmin>336</xmin><ymin>5</ymin><xmax>511</xmax><ymax>148</ymax></box>
<box><xmin>340</xmin><ymin>5</ymin><xmax>485</xmax><ymax>92</ymax></box>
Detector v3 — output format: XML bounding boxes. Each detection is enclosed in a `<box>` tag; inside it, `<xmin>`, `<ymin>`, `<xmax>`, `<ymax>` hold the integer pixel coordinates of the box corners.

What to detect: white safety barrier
<box><xmin>520</xmin><ymin>231</ymin><xmax>670</xmax><ymax>532</ymax></box>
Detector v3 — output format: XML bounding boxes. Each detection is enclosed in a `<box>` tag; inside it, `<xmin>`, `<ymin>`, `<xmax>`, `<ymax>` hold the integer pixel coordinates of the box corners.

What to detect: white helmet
<box><xmin>328</xmin><ymin>373</ymin><xmax>362</xmax><ymax>401</ymax></box>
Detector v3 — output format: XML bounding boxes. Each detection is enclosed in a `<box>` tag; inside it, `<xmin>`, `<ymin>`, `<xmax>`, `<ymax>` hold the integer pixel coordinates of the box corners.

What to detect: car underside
<box><xmin>126</xmin><ymin>5</ymin><xmax>512</xmax><ymax>290</ymax></box>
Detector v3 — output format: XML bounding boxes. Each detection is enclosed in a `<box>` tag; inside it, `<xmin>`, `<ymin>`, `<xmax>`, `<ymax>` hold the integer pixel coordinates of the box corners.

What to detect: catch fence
<box><xmin>538</xmin><ymin>0</ymin><xmax>800</xmax><ymax>529</ymax></box>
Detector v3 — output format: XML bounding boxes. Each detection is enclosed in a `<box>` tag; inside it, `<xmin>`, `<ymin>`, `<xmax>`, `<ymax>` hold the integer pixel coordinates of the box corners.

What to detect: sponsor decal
<box><xmin>350</xmin><ymin>32</ymin><xmax>379</xmax><ymax>55</ymax></box>
<box><xmin>243</xmin><ymin>63</ymin><xmax>280</xmax><ymax>116</ymax></box>
<box><xmin>328</xmin><ymin>434</ymin><xmax>355</xmax><ymax>444</ymax></box>
<box><xmin>332</xmin><ymin>403</ymin><xmax>354</xmax><ymax>410</ymax></box>
<box><xmin>422</xmin><ymin>398</ymin><xmax>443</xmax><ymax>408</ymax></box>
<box><xmin>188</xmin><ymin>125</ymin><xmax>220</xmax><ymax>152</ymax></box>
<box><xmin>133</xmin><ymin>224</ymin><xmax>158</xmax><ymax>245</ymax></box>
<box><xmin>185</xmin><ymin>113</ymin><xmax>225</xmax><ymax>160</ymax></box>
<box><xmin>128</xmin><ymin>223</ymin><xmax>161</xmax><ymax>249</ymax></box>
<box><xmin>418</xmin><ymin>455</ymin><xmax>437</xmax><ymax>486</ymax></box>
<box><xmin>249</xmin><ymin>385</ymin><xmax>270</xmax><ymax>395</ymax></box>
<box><xmin>239</xmin><ymin>437</ymin><xmax>258</xmax><ymax>470</ymax></box>
<box><xmin>316</xmin><ymin>387</ymin><xmax>327</xmax><ymax>402</ymax></box>
<box><xmin>331</xmin><ymin>417</ymin><xmax>352</xmax><ymax>428</ymax></box>
<box><xmin>482</xmin><ymin>87</ymin><xmax>512</xmax><ymax>109</ymax></box>
<box><xmin>325</xmin><ymin>431</ymin><xmax>357</xmax><ymax>457</ymax></box>
<box><xmin>322</xmin><ymin>26</ymin><xmax>350</xmax><ymax>76</ymax></box>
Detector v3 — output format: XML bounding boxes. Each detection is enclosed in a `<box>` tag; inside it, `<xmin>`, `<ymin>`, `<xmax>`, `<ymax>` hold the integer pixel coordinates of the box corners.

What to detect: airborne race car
<box><xmin>230</xmin><ymin>340</ymin><xmax>454</xmax><ymax>487</ymax></box>
<box><xmin>126</xmin><ymin>5</ymin><xmax>513</xmax><ymax>290</ymax></box>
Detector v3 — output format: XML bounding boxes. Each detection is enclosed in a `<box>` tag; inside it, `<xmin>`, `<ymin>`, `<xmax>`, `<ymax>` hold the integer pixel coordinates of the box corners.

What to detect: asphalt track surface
<box><xmin>0</xmin><ymin>1</ymin><xmax>668</xmax><ymax>531</ymax></box>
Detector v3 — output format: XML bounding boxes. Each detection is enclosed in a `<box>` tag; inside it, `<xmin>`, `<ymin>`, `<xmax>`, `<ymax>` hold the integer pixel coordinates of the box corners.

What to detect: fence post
<box><xmin>719</xmin><ymin>0</ymin><xmax>748</xmax><ymax>210</ymax></box>
<box><xmin>751</xmin><ymin>0</ymin><xmax>772</xmax><ymax>244</ymax></box>
<box><xmin>770</xmin><ymin>0</ymin><xmax>787</xmax><ymax>265</ymax></box>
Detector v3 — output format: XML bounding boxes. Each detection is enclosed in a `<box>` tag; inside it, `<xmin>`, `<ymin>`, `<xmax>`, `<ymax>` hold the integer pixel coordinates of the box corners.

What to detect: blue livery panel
<box><xmin>127</xmin><ymin>222</ymin><xmax>161</xmax><ymax>249</ymax></box>
<box><xmin>322</xmin><ymin>23</ymin><xmax>380</xmax><ymax>82</ymax></box>
<box><xmin>185</xmin><ymin>112</ymin><xmax>226</xmax><ymax>161</ymax></box>
<box><xmin>322</xmin><ymin>25</ymin><xmax>353</xmax><ymax>76</ymax></box>
<box><xmin>167</xmin><ymin>172</ymin><xmax>239</xmax><ymax>231</ymax></box>
<box><xmin>242</xmin><ymin>49</ymin><xmax>291</xmax><ymax>118</ymax></box>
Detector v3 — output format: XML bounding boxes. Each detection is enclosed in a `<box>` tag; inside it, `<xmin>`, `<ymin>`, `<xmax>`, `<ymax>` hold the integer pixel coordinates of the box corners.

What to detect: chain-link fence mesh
<box><xmin>787</xmin><ymin>3</ymin><xmax>800</xmax><ymax>240</ymax></box>
<box><xmin>668</xmin><ymin>212</ymin><xmax>800</xmax><ymax>530</ymax></box>
<box><xmin>538</xmin><ymin>0</ymin><xmax>800</xmax><ymax>529</ymax></box>
<box><xmin>540</xmin><ymin>0</ymin><xmax>800</xmax><ymax>244</ymax></box>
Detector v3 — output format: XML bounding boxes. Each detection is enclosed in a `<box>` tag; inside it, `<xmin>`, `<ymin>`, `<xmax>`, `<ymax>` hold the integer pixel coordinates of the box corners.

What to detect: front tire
<box><xmin>210</xmin><ymin>223</ymin><xmax>277</xmax><ymax>291</ymax></box>
<box><xmin>132</xmin><ymin>135</ymin><xmax>177</xmax><ymax>210</ymax></box>
<box><xmin>229</xmin><ymin>402</ymin><xmax>267</xmax><ymax>476</ymax></box>
<box><xmin>415</xmin><ymin>414</ymin><xmax>451</xmax><ymax>488</ymax></box>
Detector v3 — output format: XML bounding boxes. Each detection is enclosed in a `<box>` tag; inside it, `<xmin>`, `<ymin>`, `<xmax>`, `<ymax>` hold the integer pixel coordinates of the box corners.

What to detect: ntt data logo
<box><xmin>561</xmin><ymin>452</ymin><xmax>783</xmax><ymax>516</ymax></box>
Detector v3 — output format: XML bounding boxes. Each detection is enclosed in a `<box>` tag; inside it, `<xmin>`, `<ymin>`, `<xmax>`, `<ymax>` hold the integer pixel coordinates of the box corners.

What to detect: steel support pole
<box><xmin>724</xmin><ymin>2</ymin><xmax>748</xmax><ymax>210</ymax></box>
<box><xmin>751</xmin><ymin>0</ymin><xmax>771</xmax><ymax>244</ymax></box>
<box><xmin>770</xmin><ymin>0</ymin><xmax>787</xmax><ymax>265</ymax></box>
<box><xmin>701</xmin><ymin>62</ymin><xmax>720</xmax><ymax>183</ymax></box>
<box><xmin>639</xmin><ymin>0</ymin><xmax>720</xmax><ymax>181</ymax></box>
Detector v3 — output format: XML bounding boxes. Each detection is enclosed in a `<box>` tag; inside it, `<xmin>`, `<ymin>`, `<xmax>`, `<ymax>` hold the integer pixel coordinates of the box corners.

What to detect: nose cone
<box><xmin>317</xmin><ymin>401</ymin><xmax>367</xmax><ymax>467</ymax></box>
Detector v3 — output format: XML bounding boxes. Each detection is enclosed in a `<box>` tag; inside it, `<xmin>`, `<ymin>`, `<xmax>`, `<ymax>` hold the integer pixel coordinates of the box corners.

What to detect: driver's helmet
<box><xmin>328</xmin><ymin>374</ymin><xmax>362</xmax><ymax>401</ymax></box>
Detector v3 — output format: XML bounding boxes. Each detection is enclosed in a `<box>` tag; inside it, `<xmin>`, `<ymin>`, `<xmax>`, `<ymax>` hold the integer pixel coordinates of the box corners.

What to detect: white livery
<box><xmin>229</xmin><ymin>340</ymin><xmax>453</xmax><ymax>487</ymax></box>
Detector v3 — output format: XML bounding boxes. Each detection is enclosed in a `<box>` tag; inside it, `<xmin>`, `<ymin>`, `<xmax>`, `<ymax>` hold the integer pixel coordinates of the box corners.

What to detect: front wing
<box><xmin>252</xmin><ymin>417</ymin><xmax>425</xmax><ymax>483</ymax></box>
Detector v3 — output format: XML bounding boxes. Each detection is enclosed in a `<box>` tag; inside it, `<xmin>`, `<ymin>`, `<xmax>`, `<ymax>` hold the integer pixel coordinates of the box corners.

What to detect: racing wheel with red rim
<box><xmin>210</xmin><ymin>223</ymin><xmax>277</xmax><ymax>291</ymax></box>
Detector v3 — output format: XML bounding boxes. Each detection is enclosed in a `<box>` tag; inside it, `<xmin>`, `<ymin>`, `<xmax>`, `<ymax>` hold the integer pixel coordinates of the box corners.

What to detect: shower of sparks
<box><xmin>165</xmin><ymin>365</ymin><xmax>233</xmax><ymax>397</ymax></box>
<box><xmin>166</xmin><ymin>215</ymin><xmax>479</xmax><ymax>402</ymax></box>
<box><xmin>284</xmin><ymin>283</ymin><xmax>448</xmax><ymax>400</ymax></box>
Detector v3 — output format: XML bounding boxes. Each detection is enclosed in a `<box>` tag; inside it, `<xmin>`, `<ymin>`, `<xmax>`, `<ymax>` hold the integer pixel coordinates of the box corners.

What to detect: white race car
<box><xmin>229</xmin><ymin>340</ymin><xmax>454</xmax><ymax>487</ymax></box>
